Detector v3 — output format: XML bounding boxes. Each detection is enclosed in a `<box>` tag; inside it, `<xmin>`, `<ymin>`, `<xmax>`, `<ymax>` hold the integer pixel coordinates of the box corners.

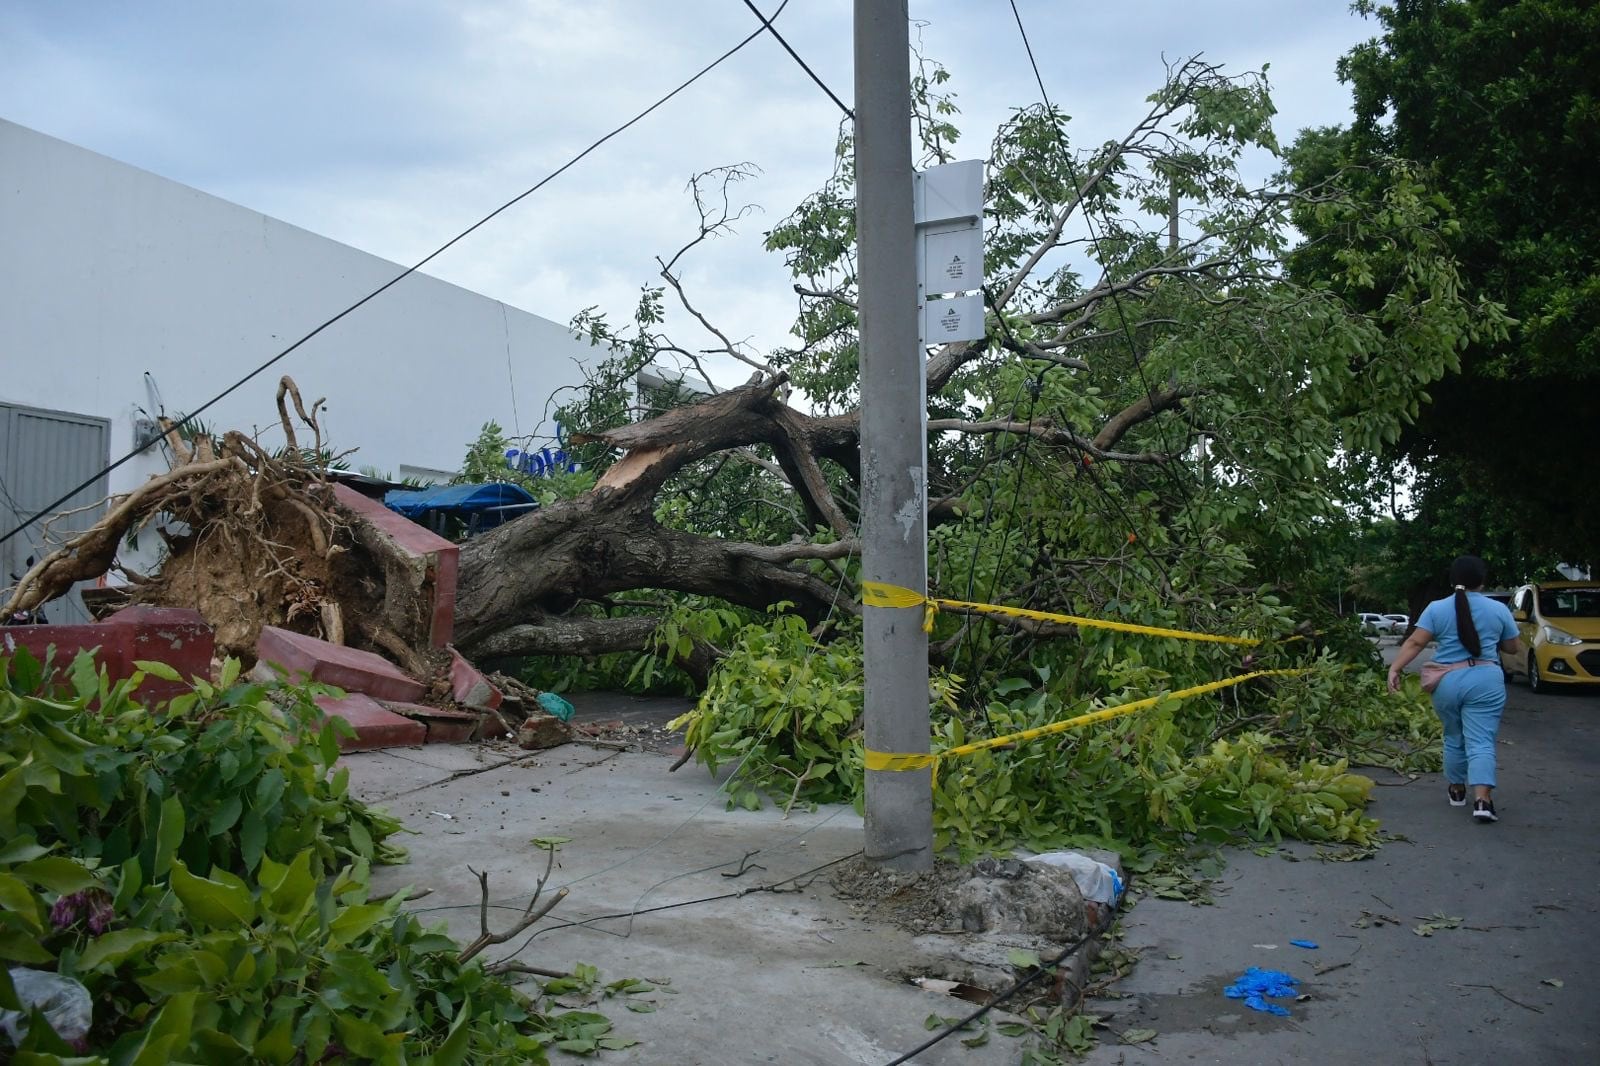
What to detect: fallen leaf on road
<box><xmin>1413</xmin><ymin>913</ymin><xmax>1463</xmax><ymax>937</ymax></box>
<box><xmin>1121</xmin><ymin>1028</ymin><xmax>1158</xmax><ymax>1044</ymax></box>
<box><xmin>1541</xmin><ymin>978</ymin><xmax>1564</xmax><ymax>988</ymax></box>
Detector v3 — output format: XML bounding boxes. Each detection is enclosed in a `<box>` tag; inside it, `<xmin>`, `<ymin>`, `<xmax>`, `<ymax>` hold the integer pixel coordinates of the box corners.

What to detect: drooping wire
<box><xmin>0</xmin><ymin>0</ymin><xmax>795</xmax><ymax>550</ymax></box>
<box><xmin>881</xmin><ymin>913</ymin><xmax>1110</xmax><ymax>1065</ymax></box>
<box><xmin>984</xmin><ymin>284</ymin><xmax>1174</xmax><ymax>600</ymax></box>
<box><xmin>1003</xmin><ymin>0</ymin><xmax>1203</xmax><ymax>538</ymax></box>
<box><xmin>740</xmin><ymin>0</ymin><xmax>853</xmax><ymax>118</ymax></box>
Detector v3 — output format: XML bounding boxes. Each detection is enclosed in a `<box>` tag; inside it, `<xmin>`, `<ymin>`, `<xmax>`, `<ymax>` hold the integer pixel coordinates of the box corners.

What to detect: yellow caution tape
<box><xmin>863</xmin><ymin>667</ymin><xmax>1312</xmax><ymax>781</ymax></box>
<box><xmin>862</xmin><ymin>580</ymin><xmax>1264</xmax><ymax>646</ymax></box>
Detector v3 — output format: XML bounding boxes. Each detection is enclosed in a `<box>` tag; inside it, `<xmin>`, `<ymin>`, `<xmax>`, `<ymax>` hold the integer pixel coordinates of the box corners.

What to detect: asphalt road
<box><xmin>1085</xmin><ymin>656</ymin><xmax>1600</xmax><ymax>1065</ymax></box>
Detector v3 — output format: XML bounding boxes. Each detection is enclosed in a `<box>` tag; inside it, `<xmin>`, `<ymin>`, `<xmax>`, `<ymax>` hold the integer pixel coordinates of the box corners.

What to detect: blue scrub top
<box><xmin>1417</xmin><ymin>592</ymin><xmax>1518</xmax><ymax>664</ymax></box>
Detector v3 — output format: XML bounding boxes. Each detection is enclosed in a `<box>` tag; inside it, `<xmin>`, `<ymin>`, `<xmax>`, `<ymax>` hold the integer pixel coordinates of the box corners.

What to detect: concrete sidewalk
<box><xmin>345</xmin><ymin>740</ymin><xmax>1032</xmax><ymax>1065</ymax></box>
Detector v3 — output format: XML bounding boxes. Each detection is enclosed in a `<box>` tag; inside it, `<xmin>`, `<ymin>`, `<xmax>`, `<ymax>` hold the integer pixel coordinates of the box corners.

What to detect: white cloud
<box><xmin>1</xmin><ymin>1</ymin><xmax>1379</xmax><ymax>388</ymax></box>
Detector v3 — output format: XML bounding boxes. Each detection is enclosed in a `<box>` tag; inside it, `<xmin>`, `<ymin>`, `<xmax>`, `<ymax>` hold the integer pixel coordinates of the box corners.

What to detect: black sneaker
<box><xmin>1447</xmin><ymin>784</ymin><xmax>1467</xmax><ymax>807</ymax></box>
<box><xmin>1472</xmin><ymin>799</ymin><xmax>1498</xmax><ymax>822</ymax></box>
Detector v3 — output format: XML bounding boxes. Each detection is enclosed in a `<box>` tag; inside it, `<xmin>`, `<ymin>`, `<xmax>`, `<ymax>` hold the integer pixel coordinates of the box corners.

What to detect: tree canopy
<box><xmin>1288</xmin><ymin>0</ymin><xmax>1600</xmax><ymax>557</ymax></box>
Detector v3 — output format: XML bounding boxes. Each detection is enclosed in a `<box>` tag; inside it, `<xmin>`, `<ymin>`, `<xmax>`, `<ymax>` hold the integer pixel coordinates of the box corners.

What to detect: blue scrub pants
<box><xmin>1431</xmin><ymin>665</ymin><xmax>1507</xmax><ymax>788</ymax></box>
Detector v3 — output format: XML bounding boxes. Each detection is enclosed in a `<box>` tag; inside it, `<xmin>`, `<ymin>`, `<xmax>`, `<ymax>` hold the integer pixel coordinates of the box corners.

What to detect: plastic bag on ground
<box><xmin>2</xmin><ymin>968</ymin><xmax>92</xmax><ymax>1047</ymax></box>
<box><xmin>1224</xmin><ymin>966</ymin><xmax>1299</xmax><ymax>1016</ymax></box>
<box><xmin>1023</xmin><ymin>850</ymin><xmax>1125</xmax><ymax>905</ymax></box>
<box><xmin>536</xmin><ymin>691</ymin><xmax>576</xmax><ymax>722</ymax></box>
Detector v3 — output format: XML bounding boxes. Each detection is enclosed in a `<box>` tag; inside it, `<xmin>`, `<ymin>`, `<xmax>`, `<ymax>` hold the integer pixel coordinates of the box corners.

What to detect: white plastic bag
<box><xmin>2</xmin><ymin>968</ymin><xmax>93</xmax><ymax>1047</ymax></box>
<box><xmin>1024</xmin><ymin>851</ymin><xmax>1125</xmax><ymax>905</ymax></box>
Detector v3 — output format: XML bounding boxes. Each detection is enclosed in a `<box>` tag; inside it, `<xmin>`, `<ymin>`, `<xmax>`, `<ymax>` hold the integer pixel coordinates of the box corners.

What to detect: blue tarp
<box><xmin>383</xmin><ymin>483</ymin><xmax>536</xmax><ymax>519</ymax></box>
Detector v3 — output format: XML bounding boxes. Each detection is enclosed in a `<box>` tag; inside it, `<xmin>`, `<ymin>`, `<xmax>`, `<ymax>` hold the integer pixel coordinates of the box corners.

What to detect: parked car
<box><xmin>1500</xmin><ymin>581</ymin><xmax>1600</xmax><ymax>691</ymax></box>
<box><xmin>1357</xmin><ymin>612</ymin><xmax>1401</xmax><ymax>635</ymax></box>
<box><xmin>1381</xmin><ymin>613</ymin><xmax>1410</xmax><ymax>633</ymax></box>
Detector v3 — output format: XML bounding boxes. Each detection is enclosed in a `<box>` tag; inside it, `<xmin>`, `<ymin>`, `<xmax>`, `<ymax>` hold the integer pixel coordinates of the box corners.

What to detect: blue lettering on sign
<box><xmin>505</xmin><ymin>425</ymin><xmax>579</xmax><ymax>479</ymax></box>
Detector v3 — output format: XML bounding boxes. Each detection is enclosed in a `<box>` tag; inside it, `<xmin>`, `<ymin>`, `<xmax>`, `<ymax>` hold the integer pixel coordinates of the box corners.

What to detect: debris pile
<box><xmin>0</xmin><ymin>377</ymin><xmax>548</xmax><ymax>748</ymax></box>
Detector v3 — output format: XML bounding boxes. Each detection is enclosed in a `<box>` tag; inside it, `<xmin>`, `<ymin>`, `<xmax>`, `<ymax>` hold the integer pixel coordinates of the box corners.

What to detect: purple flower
<box><xmin>49</xmin><ymin>888</ymin><xmax>115</xmax><ymax>933</ymax></box>
<box><xmin>50</xmin><ymin>893</ymin><xmax>85</xmax><ymax>929</ymax></box>
<box><xmin>88</xmin><ymin>893</ymin><xmax>116</xmax><ymax>935</ymax></box>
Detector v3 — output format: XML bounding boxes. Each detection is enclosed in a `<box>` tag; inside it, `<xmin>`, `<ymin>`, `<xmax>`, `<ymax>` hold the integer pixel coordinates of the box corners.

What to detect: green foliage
<box><xmin>0</xmin><ymin>648</ymin><xmax>614</xmax><ymax>1062</ymax></box>
<box><xmin>455</xmin><ymin>420</ymin><xmax>535</xmax><ymax>493</ymax></box>
<box><xmin>682</xmin><ymin>624</ymin><xmax>1435</xmax><ymax>860</ymax></box>
<box><xmin>1291</xmin><ymin>0</ymin><xmax>1600</xmax><ymax>553</ymax></box>
<box><xmin>677</xmin><ymin>613</ymin><xmax>870</xmax><ymax>811</ymax></box>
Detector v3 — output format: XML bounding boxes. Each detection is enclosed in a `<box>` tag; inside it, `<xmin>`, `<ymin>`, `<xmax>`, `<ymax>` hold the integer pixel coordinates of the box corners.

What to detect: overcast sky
<box><xmin>1</xmin><ymin>1</ymin><xmax>1379</xmax><ymax>382</ymax></box>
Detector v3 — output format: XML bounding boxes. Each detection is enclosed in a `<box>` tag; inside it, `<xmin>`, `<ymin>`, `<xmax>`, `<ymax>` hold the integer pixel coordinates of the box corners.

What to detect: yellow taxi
<box><xmin>1500</xmin><ymin>581</ymin><xmax>1600</xmax><ymax>691</ymax></box>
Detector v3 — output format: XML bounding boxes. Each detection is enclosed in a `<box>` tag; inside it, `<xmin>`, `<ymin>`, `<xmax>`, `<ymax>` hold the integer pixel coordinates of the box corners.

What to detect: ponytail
<box><xmin>1453</xmin><ymin>586</ymin><xmax>1482</xmax><ymax>657</ymax></box>
<box><xmin>1449</xmin><ymin>555</ymin><xmax>1488</xmax><ymax>658</ymax></box>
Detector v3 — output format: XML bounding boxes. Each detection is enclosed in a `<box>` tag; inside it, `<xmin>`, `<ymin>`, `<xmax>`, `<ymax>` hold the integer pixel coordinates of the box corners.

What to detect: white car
<box><xmin>1381</xmin><ymin>613</ymin><xmax>1411</xmax><ymax>634</ymax></box>
<box><xmin>1358</xmin><ymin>612</ymin><xmax>1401</xmax><ymax>634</ymax></box>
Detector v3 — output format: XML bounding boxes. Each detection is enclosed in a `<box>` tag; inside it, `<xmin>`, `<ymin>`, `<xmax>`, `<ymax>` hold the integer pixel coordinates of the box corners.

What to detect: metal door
<box><xmin>0</xmin><ymin>403</ymin><xmax>111</xmax><ymax>624</ymax></box>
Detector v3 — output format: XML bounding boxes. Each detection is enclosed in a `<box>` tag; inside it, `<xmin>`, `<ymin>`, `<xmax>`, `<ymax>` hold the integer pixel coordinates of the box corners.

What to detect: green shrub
<box><xmin>0</xmin><ymin>648</ymin><xmax>616</xmax><ymax>1063</ymax></box>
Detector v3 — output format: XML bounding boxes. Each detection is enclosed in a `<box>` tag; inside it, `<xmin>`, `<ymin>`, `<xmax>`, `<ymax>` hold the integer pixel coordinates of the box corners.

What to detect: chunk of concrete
<box><xmin>448</xmin><ymin>647</ymin><xmax>502</xmax><ymax>710</ymax></box>
<box><xmin>5</xmin><ymin>605</ymin><xmax>215</xmax><ymax>704</ymax></box>
<box><xmin>378</xmin><ymin>699</ymin><xmax>482</xmax><ymax>744</ymax></box>
<box><xmin>517</xmin><ymin>713</ymin><xmax>573</xmax><ymax>750</ymax></box>
<box><xmin>315</xmin><ymin>692</ymin><xmax>425</xmax><ymax>751</ymax></box>
<box><xmin>257</xmin><ymin>626</ymin><xmax>425</xmax><ymax>702</ymax></box>
<box><xmin>332</xmin><ymin>483</ymin><xmax>458</xmax><ymax>648</ymax></box>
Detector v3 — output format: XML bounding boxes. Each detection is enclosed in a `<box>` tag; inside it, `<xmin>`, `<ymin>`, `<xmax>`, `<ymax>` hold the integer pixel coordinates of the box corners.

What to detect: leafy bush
<box><xmin>0</xmin><ymin>648</ymin><xmax>614</xmax><ymax>1063</ymax></box>
<box><xmin>679</xmin><ymin>625</ymin><xmax>1436</xmax><ymax>860</ymax></box>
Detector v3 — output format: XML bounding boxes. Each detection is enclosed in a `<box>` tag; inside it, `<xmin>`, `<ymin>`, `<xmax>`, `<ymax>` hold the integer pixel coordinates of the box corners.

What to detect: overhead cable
<box><xmin>0</xmin><ymin>0</ymin><xmax>795</xmax><ymax>549</ymax></box>
<box><xmin>740</xmin><ymin>0</ymin><xmax>854</xmax><ymax>118</ymax></box>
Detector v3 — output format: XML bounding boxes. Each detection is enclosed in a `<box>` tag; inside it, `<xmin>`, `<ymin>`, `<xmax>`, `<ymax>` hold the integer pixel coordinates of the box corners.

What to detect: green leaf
<box><xmin>1122</xmin><ymin>1028</ymin><xmax>1158</xmax><ymax>1044</ymax></box>
<box><xmin>1007</xmin><ymin>948</ymin><xmax>1042</xmax><ymax>969</ymax></box>
<box><xmin>218</xmin><ymin>657</ymin><xmax>241</xmax><ymax>689</ymax></box>
<box><xmin>0</xmin><ymin>764</ymin><xmax>25</xmax><ymax>837</ymax></box>
<box><xmin>14</xmin><ymin>856</ymin><xmax>98</xmax><ymax>894</ymax></box>
<box><xmin>255</xmin><ymin>768</ymin><xmax>287</xmax><ymax>810</ymax></box>
<box><xmin>112</xmin><ymin>856</ymin><xmax>143</xmax><ymax>913</ymax></box>
<box><xmin>126</xmin><ymin>990</ymin><xmax>198</xmax><ymax>1066</ymax></box>
<box><xmin>169</xmin><ymin>859</ymin><xmax>256</xmax><ymax>928</ymax></box>
<box><xmin>0</xmin><ymin>930</ymin><xmax>53</xmax><ymax>963</ymax></box>
<box><xmin>255</xmin><ymin>1017</ymin><xmax>296</xmax><ymax>1065</ymax></box>
<box><xmin>327</xmin><ymin>903</ymin><xmax>389</xmax><ymax>945</ymax></box>
<box><xmin>430</xmin><ymin>995</ymin><xmax>474</xmax><ymax>1066</ymax></box>
<box><xmin>207</xmin><ymin>794</ymin><xmax>244</xmax><ymax>835</ymax></box>
<box><xmin>77</xmin><ymin>928</ymin><xmax>177</xmax><ymax>972</ymax></box>
<box><xmin>134</xmin><ymin>659</ymin><xmax>184</xmax><ymax>682</ymax></box>
<box><xmin>0</xmin><ymin>836</ymin><xmax>49</xmax><ymax>865</ymax></box>
<box><xmin>0</xmin><ymin>873</ymin><xmax>42</xmax><ymax>932</ymax></box>
<box><xmin>152</xmin><ymin>795</ymin><xmax>185</xmax><ymax>879</ymax></box>
<box><xmin>239</xmin><ymin>808</ymin><xmax>267</xmax><ymax>872</ymax></box>
<box><xmin>334</xmin><ymin>1014</ymin><xmax>403</xmax><ymax>1063</ymax></box>
<box><xmin>259</xmin><ymin>849</ymin><xmax>314</xmax><ymax>918</ymax></box>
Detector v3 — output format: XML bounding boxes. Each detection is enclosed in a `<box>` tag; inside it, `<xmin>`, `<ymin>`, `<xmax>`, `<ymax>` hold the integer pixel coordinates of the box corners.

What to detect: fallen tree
<box><xmin>7</xmin><ymin>58</ymin><xmax>1506</xmax><ymax>702</ymax></box>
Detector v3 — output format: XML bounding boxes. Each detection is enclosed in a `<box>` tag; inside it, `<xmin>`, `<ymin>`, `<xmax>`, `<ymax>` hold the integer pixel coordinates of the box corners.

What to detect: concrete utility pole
<box><xmin>854</xmin><ymin>0</ymin><xmax>932</xmax><ymax>870</ymax></box>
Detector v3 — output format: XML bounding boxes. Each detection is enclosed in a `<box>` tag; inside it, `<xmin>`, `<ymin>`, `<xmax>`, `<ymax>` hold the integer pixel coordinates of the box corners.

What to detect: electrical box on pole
<box><xmin>915</xmin><ymin>159</ymin><xmax>985</xmax><ymax>345</ymax></box>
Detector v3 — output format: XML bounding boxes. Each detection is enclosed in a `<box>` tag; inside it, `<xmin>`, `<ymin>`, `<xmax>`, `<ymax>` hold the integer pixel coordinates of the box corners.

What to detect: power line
<box><xmin>0</xmin><ymin>1</ymin><xmax>795</xmax><ymax>550</ymax></box>
<box><xmin>1003</xmin><ymin>0</ymin><xmax>1203</xmax><ymax>535</ymax></box>
<box><xmin>881</xmin><ymin>913</ymin><xmax>1109</xmax><ymax>1065</ymax></box>
<box><xmin>740</xmin><ymin>0</ymin><xmax>854</xmax><ymax>118</ymax></box>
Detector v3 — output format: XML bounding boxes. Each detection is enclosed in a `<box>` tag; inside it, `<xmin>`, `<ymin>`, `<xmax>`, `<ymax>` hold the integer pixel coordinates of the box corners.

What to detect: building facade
<box><xmin>1</xmin><ymin>118</ymin><xmax>596</xmax><ymax>619</ymax></box>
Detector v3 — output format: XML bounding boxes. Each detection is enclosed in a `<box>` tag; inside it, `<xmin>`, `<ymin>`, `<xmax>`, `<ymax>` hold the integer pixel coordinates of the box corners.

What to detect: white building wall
<box><xmin>0</xmin><ymin>118</ymin><xmax>596</xmax><ymax>513</ymax></box>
